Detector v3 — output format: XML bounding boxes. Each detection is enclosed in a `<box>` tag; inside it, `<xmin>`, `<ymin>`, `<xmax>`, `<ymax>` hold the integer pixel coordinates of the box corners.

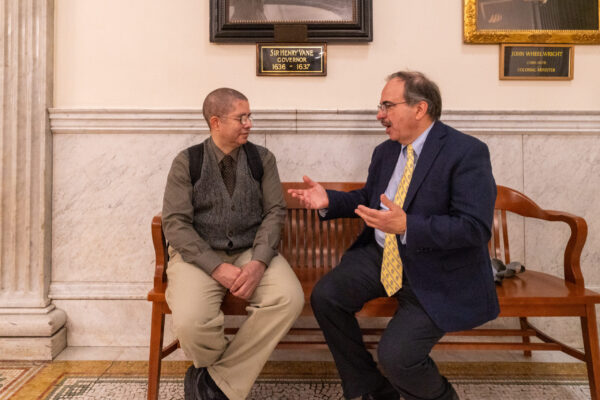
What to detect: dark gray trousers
<box><xmin>311</xmin><ymin>241</ymin><xmax>456</xmax><ymax>400</ymax></box>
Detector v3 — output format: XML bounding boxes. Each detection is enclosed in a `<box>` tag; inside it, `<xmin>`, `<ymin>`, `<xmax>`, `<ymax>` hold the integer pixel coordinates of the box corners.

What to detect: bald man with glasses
<box><xmin>162</xmin><ymin>88</ymin><xmax>303</xmax><ymax>400</ymax></box>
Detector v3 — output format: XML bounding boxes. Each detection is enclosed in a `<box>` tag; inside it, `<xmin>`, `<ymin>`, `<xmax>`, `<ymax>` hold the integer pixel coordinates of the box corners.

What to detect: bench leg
<box><xmin>582</xmin><ymin>305</ymin><xmax>600</xmax><ymax>400</ymax></box>
<box><xmin>519</xmin><ymin>317</ymin><xmax>532</xmax><ymax>357</ymax></box>
<box><xmin>148</xmin><ymin>303</ymin><xmax>166</xmax><ymax>400</ymax></box>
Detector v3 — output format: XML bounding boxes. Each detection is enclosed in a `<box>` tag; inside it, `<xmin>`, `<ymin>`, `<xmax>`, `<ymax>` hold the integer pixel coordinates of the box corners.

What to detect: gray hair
<box><xmin>202</xmin><ymin>88</ymin><xmax>248</xmax><ymax>125</ymax></box>
<box><xmin>387</xmin><ymin>71</ymin><xmax>442</xmax><ymax>120</ymax></box>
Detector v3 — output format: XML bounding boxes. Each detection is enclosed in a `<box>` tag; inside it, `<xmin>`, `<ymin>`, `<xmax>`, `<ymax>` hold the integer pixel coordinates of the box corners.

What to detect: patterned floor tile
<box><xmin>4</xmin><ymin>361</ymin><xmax>592</xmax><ymax>400</ymax></box>
<box><xmin>0</xmin><ymin>362</ymin><xmax>47</xmax><ymax>400</ymax></box>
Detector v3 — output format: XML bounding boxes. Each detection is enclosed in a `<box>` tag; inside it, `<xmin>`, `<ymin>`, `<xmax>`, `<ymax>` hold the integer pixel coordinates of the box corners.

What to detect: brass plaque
<box><xmin>500</xmin><ymin>44</ymin><xmax>573</xmax><ymax>80</ymax></box>
<box><xmin>257</xmin><ymin>43</ymin><xmax>326</xmax><ymax>76</ymax></box>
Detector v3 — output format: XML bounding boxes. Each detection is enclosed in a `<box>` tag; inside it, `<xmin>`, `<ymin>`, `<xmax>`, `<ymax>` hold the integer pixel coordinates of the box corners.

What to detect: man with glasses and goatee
<box><xmin>162</xmin><ymin>88</ymin><xmax>303</xmax><ymax>400</ymax></box>
<box><xmin>289</xmin><ymin>71</ymin><xmax>499</xmax><ymax>400</ymax></box>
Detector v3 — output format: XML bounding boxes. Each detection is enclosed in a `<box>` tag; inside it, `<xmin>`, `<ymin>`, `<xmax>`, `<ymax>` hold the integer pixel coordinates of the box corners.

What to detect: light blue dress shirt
<box><xmin>374</xmin><ymin>122</ymin><xmax>434</xmax><ymax>248</ymax></box>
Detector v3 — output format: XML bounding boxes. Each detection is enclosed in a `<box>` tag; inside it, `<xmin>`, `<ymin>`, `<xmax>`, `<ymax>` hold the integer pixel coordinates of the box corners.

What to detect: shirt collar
<box><xmin>208</xmin><ymin>137</ymin><xmax>240</xmax><ymax>163</ymax></box>
<box><xmin>404</xmin><ymin>121</ymin><xmax>434</xmax><ymax>160</ymax></box>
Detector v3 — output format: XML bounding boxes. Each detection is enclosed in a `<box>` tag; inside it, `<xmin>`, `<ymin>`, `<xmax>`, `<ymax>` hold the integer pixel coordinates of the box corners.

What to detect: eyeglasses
<box><xmin>221</xmin><ymin>114</ymin><xmax>253</xmax><ymax>125</ymax></box>
<box><xmin>377</xmin><ymin>101</ymin><xmax>407</xmax><ymax>113</ymax></box>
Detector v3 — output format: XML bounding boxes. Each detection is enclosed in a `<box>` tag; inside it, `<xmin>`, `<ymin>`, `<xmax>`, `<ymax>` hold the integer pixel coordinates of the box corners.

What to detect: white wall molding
<box><xmin>49</xmin><ymin>109</ymin><xmax>600</xmax><ymax>135</ymax></box>
<box><xmin>49</xmin><ymin>282</ymin><xmax>151</xmax><ymax>300</ymax></box>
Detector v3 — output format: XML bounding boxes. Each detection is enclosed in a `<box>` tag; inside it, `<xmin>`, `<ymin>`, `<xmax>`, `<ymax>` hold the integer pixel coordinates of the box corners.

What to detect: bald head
<box><xmin>202</xmin><ymin>88</ymin><xmax>248</xmax><ymax>126</ymax></box>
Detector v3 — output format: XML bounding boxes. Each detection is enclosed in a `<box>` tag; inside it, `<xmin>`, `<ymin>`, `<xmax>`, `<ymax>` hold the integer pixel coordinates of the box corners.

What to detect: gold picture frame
<box><xmin>464</xmin><ymin>0</ymin><xmax>600</xmax><ymax>44</ymax></box>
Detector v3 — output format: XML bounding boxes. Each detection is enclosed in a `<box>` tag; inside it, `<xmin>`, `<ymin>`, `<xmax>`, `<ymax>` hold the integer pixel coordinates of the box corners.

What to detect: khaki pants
<box><xmin>165</xmin><ymin>248</ymin><xmax>304</xmax><ymax>400</ymax></box>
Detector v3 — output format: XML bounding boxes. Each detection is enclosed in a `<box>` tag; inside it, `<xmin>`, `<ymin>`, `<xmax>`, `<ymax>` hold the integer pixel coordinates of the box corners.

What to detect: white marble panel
<box><xmin>51</xmin><ymin>126</ymin><xmax>600</xmax><ymax>351</ymax></box>
<box><xmin>523</xmin><ymin>135</ymin><xmax>600</xmax><ymax>287</ymax></box>
<box><xmin>477</xmin><ymin>134</ymin><xmax>526</xmax><ymax>263</ymax></box>
<box><xmin>267</xmin><ymin>133</ymin><xmax>385</xmax><ymax>182</ymax></box>
<box><xmin>528</xmin><ymin>316</ymin><xmax>585</xmax><ymax>349</ymax></box>
<box><xmin>53</xmin><ymin>133</ymin><xmax>200</xmax><ymax>282</ymax></box>
<box><xmin>476</xmin><ymin>134</ymin><xmax>523</xmax><ymax>191</ymax></box>
<box><xmin>52</xmin><ymin>133</ymin><xmax>268</xmax><ymax>283</ymax></box>
<box><xmin>53</xmin><ymin>299</ymin><xmax>152</xmax><ymax>346</ymax></box>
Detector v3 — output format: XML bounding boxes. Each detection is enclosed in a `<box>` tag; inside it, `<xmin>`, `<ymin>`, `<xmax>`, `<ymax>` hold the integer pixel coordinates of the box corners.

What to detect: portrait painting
<box><xmin>227</xmin><ymin>0</ymin><xmax>355</xmax><ymax>24</ymax></box>
<box><xmin>464</xmin><ymin>0</ymin><xmax>600</xmax><ymax>43</ymax></box>
<box><xmin>210</xmin><ymin>0</ymin><xmax>372</xmax><ymax>42</ymax></box>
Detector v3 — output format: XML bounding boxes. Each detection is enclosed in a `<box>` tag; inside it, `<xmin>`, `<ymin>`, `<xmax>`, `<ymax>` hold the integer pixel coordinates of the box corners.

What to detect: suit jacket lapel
<box><xmin>404</xmin><ymin>121</ymin><xmax>447</xmax><ymax>209</ymax></box>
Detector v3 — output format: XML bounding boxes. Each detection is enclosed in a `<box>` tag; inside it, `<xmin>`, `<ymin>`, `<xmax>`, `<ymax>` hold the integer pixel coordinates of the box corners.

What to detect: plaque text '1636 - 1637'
<box><xmin>257</xmin><ymin>44</ymin><xmax>326</xmax><ymax>76</ymax></box>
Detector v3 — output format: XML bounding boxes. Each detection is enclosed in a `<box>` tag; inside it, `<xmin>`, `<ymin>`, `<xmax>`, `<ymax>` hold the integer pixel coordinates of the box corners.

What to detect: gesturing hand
<box><xmin>287</xmin><ymin>175</ymin><xmax>329</xmax><ymax>210</ymax></box>
<box><xmin>355</xmin><ymin>194</ymin><xmax>407</xmax><ymax>234</ymax></box>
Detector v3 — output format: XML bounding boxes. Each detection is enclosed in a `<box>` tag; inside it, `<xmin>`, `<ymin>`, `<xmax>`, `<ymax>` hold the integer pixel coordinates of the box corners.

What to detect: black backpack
<box><xmin>187</xmin><ymin>141</ymin><xmax>263</xmax><ymax>187</ymax></box>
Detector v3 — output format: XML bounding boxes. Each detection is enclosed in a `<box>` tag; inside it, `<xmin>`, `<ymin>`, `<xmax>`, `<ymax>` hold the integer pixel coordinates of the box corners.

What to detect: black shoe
<box><xmin>449</xmin><ymin>385</ymin><xmax>460</xmax><ymax>400</ymax></box>
<box><xmin>362</xmin><ymin>379</ymin><xmax>400</xmax><ymax>400</ymax></box>
<box><xmin>184</xmin><ymin>365</ymin><xmax>228</xmax><ymax>400</ymax></box>
<box><xmin>184</xmin><ymin>365</ymin><xmax>200</xmax><ymax>400</ymax></box>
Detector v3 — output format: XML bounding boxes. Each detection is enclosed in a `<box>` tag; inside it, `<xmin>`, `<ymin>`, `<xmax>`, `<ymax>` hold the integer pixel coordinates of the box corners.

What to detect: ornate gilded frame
<box><xmin>464</xmin><ymin>0</ymin><xmax>600</xmax><ymax>44</ymax></box>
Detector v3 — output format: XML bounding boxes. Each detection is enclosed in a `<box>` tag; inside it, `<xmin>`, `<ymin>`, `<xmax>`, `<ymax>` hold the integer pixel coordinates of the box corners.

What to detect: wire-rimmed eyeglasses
<box><xmin>221</xmin><ymin>114</ymin><xmax>253</xmax><ymax>124</ymax></box>
<box><xmin>377</xmin><ymin>101</ymin><xmax>407</xmax><ymax>113</ymax></box>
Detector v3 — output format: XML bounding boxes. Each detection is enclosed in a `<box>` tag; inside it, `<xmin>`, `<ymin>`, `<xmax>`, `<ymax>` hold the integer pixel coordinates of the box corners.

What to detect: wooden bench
<box><xmin>147</xmin><ymin>183</ymin><xmax>600</xmax><ymax>400</ymax></box>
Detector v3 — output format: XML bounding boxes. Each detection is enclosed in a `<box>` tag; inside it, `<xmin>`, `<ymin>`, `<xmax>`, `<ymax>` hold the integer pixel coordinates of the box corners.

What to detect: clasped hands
<box><xmin>287</xmin><ymin>175</ymin><xmax>406</xmax><ymax>235</ymax></box>
<box><xmin>211</xmin><ymin>260</ymin><xmax>266</xmax><ymax>300</ymax></box>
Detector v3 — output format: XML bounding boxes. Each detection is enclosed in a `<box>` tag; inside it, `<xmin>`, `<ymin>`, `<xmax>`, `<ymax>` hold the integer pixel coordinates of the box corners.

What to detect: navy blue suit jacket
<box><xmin>323</xmin><ymin>120</ymin><xmax>500</xmax><ymax>332</ymax></box>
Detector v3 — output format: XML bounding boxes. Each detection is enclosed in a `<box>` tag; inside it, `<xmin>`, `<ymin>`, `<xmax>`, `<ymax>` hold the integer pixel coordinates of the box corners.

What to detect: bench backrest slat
<box><xmin>279</xmin><ymin>207</ymin><xmax>364</xmax><ymax>270</ymax></box>
<box><xmin>281</xmin><ymin>182</ymin><xmax>365</xmax><ymax>270</ymax></box>
<box><xmin>152</xmin><ymin>183</ymin><xmax>586</xmax><ymax>289</ymax></box>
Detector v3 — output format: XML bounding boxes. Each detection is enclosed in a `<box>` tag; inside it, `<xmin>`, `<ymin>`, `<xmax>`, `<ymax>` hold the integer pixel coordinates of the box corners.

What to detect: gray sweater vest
<box><xmin>191</xmin><ymin>143</ymin><xmax>263</xmax><ymax>251</ymax></box>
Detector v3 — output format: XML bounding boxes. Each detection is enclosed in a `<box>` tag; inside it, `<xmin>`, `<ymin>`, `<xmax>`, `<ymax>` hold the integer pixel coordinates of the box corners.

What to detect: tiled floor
<box><xmin>3</xmin><ymin>359</ymin><xmax>590</xmax><ymax>400</ymax></box>
<box><xmin>17</xmin><ymin>347</ymin><xmax>577</xmax><ymax>399</ymax></box>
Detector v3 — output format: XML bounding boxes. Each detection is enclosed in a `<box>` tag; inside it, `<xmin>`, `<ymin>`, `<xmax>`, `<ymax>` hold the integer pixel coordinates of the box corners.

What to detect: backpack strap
<box><xmin>242</xmin><ymin>142</ymin><xmax>264</xmax><ymax>183</ymax></box>
<box><xmin>187</xmin><ymin>141</ymin><xmax>263</xmax><ymax>187</ymax></box>
<box><xmin>187</xmin><ymin>143</ymin><xmax>205</xmax><ymax>187</ymax></box>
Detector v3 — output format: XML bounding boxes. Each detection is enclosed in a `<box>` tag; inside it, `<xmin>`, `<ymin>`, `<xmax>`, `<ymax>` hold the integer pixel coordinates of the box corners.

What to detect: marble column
<box><xmin>0</xmin><ymin>0</ymin><xmax>65</xmax><ymax>359</ymax></box>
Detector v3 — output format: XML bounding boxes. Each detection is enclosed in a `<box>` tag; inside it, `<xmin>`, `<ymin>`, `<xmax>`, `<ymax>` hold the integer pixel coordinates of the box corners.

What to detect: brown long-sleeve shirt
<box><xmin>162</xmin><ymin>138</ymin><xmax>286</xmax><ymax>275</ymax></box>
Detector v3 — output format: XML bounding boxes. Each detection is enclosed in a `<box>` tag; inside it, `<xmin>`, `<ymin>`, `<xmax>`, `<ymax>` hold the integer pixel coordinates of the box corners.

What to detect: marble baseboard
<box><xmin>0</xmin><ymin>327</ymin><xmax>66</xmax><ymax>360</ymax></box>
<box><xmin>53</xmin><ymin>346</ymin><xmax>583</xmax><ymax>363</ymax></box>
<box><xmin>0</xmin><ymin>306</ymin><xmax>66</xmax><ymax>336</ymax></box>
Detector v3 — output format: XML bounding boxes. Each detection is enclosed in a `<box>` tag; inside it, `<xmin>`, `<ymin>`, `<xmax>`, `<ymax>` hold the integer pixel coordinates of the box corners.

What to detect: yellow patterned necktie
<box><xmin>381</xmin><ymin>144</ymin><xmax>415</xmax><ymax>296</ymax></box>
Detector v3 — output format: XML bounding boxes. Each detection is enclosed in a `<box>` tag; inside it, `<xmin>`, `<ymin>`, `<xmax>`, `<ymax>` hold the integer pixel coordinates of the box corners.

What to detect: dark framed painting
<box><xmin>464</xmin><ymin>0</ymin><xmax>600</xmax><ymax>44</ymax></box>
<box><xmin>210</xmin><ymin>0</ymin><xmax>373</xmax><ymax>42</ymax></box>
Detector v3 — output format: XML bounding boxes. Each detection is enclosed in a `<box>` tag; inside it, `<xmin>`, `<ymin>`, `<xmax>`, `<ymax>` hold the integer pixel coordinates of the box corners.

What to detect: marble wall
<box><xmin>49</xmin><ymin>109</ymin><xmax>600</xmax><ymax>350</ymax></box>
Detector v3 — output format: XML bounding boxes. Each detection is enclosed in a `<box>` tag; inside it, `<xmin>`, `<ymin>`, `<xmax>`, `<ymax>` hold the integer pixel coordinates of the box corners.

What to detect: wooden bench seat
<box><xmin>147</xmin><ymin>183</ymin><xmax>600</xmax><ymax>400</ymax></box>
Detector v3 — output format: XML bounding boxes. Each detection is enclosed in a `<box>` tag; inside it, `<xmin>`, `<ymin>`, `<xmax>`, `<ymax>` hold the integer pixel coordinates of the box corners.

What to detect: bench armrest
<box><xmin>151</xmin><ymin>213</ymin><xmax>168</xmax><ymax>295</ymax></box>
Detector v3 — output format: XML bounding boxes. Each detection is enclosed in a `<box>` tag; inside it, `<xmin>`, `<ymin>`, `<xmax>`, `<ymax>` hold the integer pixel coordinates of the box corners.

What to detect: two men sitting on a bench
<box><xmin>162</xmin><ymin>71</ymin><xmax>498</xmax><ymax>400</ymax></box>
